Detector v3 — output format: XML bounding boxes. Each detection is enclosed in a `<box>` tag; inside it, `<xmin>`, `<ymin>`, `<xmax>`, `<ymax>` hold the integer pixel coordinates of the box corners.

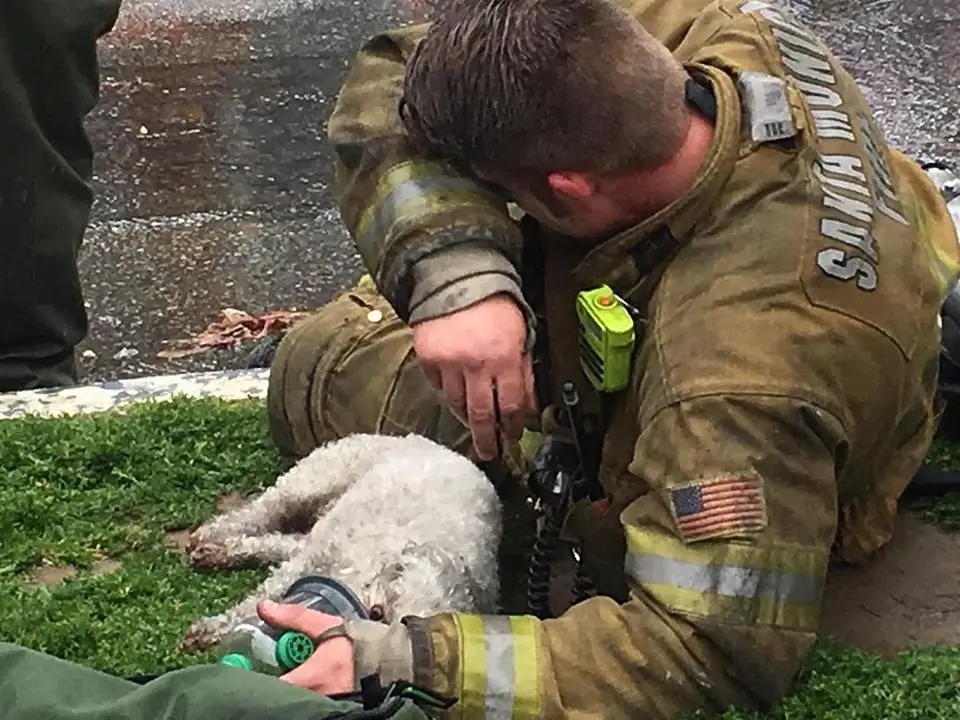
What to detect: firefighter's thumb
<box><xmin>257</xmin><ymin>599</ymin><xmax>344</xmax><ymax>638</ymax></box>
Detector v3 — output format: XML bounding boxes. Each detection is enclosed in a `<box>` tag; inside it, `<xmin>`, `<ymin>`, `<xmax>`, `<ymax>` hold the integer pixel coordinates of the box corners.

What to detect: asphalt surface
<box><xmin>77</xmin><ymin>0</ymin><xmax>960</xmax><ymax>381</ymax></box>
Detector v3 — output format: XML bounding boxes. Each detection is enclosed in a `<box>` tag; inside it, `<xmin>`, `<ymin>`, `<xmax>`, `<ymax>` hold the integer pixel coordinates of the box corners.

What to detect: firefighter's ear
<box><xmin>547</xmin><ymin>171</ymin><xmax>597</xmax><ymax>200</ymax></box>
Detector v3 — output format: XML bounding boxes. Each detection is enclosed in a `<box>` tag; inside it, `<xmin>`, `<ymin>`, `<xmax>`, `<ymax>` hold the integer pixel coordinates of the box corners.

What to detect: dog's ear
<box><xmin>383</xmin><ymin>560</ymin><xmax>405</xmax><ymax>582</ymax></box>
<box><xmin>366</xmin><ymin>564</ymin><xmax>406</xmax><ymax>622</ymax></box>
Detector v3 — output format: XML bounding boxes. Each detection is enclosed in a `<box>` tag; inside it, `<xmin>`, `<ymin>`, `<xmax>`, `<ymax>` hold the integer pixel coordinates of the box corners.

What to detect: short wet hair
<box><xmin>401</xmin><ymin>0</ymin><xmax>690</xmax><ymax>180</ymax></box>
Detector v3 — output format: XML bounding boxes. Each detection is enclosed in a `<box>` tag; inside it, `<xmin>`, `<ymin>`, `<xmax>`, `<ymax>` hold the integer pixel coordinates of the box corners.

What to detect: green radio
<box><xmin>575</xmin><ymin>285</ymin><xmax>636</xmax><ymax>393</ymax></box>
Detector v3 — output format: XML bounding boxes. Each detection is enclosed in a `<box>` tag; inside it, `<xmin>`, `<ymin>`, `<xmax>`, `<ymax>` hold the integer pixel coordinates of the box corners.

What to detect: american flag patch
<box><xmin>669</xmin><ymin>475</ymin><xmax>767</xmax><ymax>542</ymax></box>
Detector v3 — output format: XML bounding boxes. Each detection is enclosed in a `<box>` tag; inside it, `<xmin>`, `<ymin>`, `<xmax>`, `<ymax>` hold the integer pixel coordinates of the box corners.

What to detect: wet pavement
<box><xmin>77</xmin><ymin>0</ymin><xmax>960</xmax><ymax>381</ymax></box>
<box><xmin>78</xmin><ymin>0</ymin><xmax>428</xmax><ymax>380</ymax></box>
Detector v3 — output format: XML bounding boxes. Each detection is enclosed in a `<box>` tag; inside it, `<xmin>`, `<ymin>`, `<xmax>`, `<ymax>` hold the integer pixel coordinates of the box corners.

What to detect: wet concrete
<box><xmin>77</xmin><ymin>0</ymin><xmax>960</xmax><ymax>381</ymax></box>
<box><xmin>78</xmin><ymin>0</ymin><xmax>428</xmax><ymax>380</ymax></box>
<box><xmin>789</xmin><ymin>0</ymin><xmax>959</xmax><ymax>162</ymax></box>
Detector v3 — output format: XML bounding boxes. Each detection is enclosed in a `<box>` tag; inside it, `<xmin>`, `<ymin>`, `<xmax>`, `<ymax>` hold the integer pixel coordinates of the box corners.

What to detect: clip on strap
<box><xmin>314</xmin><ymin>623</ymin><xmax>352</xmax><ymax>645</ymax></box>
<box><xmin>685</xmin><ymin>77</ymin><xmax>717</xmax><ymax>123</ymax></box>
<box><xmin>384</xmin><ymin>681</ymin><xmax>457</xmax><ymax>710</ymax></box>
<box><xmin>353</xmin><ymin>674</ymin><xmax>457</xmax><ymax>712</ymax></box>
<box><xmin>627</xmin><ymin>77</ymin><xmax>715</xmax><ymax>277</ymax></box>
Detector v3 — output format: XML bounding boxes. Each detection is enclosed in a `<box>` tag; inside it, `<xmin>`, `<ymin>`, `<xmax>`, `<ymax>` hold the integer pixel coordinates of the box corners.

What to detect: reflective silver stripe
<box><xmin>625</xmin><ymin>552</ymin><xmax>821</xmax><ymax>604</ymax></box>
<box><xmin>355</xmin><ymin>176</ymin><xmax>500</xmax><ymax>261</ymax></box>
<box><xmin>484</xmin><ymin>615</ymin><xmax>516</xmax><ymax>718</ymax></box>
<box><xmin>459</xmin><ymin>614</ymin><xmax>542</xmax><ymax>719</ymax></box>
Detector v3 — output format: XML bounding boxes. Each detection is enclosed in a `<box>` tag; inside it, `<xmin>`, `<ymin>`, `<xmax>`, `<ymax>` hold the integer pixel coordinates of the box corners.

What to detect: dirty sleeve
<box><xmin>403</xmin><ymin>392</ymin><xmax>847</xmax><ymax>718</ymax></box>
<box><xmin>326</xmin><ymin>24</ymin><xmax>532</xmax><ymax>329</ymax></box>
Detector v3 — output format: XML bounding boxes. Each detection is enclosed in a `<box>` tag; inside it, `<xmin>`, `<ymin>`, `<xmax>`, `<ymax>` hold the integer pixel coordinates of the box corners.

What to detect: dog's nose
<box><xmin>368</xmin><ymin>604</ymin><xmax>386</xmax><ymax>622</ymax></box>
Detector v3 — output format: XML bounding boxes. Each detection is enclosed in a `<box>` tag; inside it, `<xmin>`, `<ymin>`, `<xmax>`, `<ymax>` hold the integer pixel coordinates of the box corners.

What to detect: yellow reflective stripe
<box><xmin>508</xmin><ymin>617</ymin><xmax>540</xmax><ymax>720</ymax></box>
<box><xmin>912</xmin><ymin>190</ymin><xmax>960</xmax><ymax>303</ymax></box>
<box><xmin>928</xmin><ymin>240</ymin><xmax>960</xmax><ymax>303</ymax></box>
<box><xmin>624</xmin><ymin>526</ymin><xmax>826</xmax><ymax>632</ymax></box>
<box><xmin>459</xmin><ymin>614</ymin><xmax>487</xmax><ymax>718</ymax></box>
<box><xmin>354</xmin><ymin>161</ymin><xmax>504</xmax><ymax>264</ymax></box>
<box><xmin>454</xmin><ymin>614</ymin><xmax>543</xmax><ymax>720</ymax></box>
<box><xmin>625</xmin><ymin>525</ymin><xmax>826</xmax><ymax>574</ymax></box>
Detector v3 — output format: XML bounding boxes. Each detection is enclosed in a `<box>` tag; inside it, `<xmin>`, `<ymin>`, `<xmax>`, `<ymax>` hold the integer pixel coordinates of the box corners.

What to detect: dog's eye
<box><xmin>369</xmin><ymin>604</ymin><xmax>385</xmax><ymax>622</ymax></box>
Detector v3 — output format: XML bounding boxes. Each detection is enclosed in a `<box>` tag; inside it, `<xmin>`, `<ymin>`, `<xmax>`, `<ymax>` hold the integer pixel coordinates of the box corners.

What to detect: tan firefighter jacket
<box><xmin>326</xmin><ymin>0</ymin><xmax>960</xmax><ymax>716</ymax></box>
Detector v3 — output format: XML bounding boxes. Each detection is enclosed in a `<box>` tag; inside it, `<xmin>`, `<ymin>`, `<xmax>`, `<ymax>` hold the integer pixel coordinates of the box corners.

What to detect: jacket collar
<box><xmin>572</xmin><ymin>64</ymin><xmax>743</xmax><ymax>296</ymax></box>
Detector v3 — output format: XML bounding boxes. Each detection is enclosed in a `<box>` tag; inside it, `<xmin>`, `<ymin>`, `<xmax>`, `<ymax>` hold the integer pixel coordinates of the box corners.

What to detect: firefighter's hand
<box><xmin>257</xmin><ymin>600</ymin><xmax>354</xmax><ymax>694</ymax></box>
<box><xmin>411</xmin><ymin>293</ymin><xmax>537</xmax><ymax>461</ymax></box>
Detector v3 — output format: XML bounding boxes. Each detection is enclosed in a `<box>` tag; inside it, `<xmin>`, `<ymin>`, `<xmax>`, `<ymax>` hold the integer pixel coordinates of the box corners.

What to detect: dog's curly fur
<box><xmin>180</xmin><ymin>433</ymin><xmax>502</xmax><ymax>653</ymax></box>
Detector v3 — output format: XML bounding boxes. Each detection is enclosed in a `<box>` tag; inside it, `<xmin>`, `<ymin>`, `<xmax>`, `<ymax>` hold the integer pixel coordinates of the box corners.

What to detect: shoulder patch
<box><xmin>668</xmin><ymin>474</ymin><xmax>768</xmax><ymax>543</ymax></box>
<box><xmin>737</xmin><ymin>71</ymin><xmax>797</xmax><ymax>144</ymax></box>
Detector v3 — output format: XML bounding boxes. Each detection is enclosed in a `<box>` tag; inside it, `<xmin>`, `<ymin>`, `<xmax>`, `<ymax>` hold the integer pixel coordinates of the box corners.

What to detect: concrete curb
<box><xmin>0</xmin><ymin>369</ymin><xmax>269</xmax><ymax>420</ymax></box>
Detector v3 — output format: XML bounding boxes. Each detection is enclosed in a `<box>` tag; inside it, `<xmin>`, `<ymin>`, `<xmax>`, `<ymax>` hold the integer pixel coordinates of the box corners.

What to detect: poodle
<box><xmin>180</xmin><ymin>433</ymin><xmax>502</xmax><ymax>653</ymax></box>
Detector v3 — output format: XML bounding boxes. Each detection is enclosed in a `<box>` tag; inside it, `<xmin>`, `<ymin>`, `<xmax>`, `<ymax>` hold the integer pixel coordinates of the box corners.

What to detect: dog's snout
<box><xmin>369</xmin><ymin>604</ymin><xmax>386</xmax><ymax>622</ymax></box>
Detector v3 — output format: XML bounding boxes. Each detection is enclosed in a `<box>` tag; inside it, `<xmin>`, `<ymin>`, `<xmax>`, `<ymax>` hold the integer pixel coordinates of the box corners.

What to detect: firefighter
<box><xmin>265</xmin><ymin>0</ymin><xmax>960</xmax><ymax>716</ymax></box>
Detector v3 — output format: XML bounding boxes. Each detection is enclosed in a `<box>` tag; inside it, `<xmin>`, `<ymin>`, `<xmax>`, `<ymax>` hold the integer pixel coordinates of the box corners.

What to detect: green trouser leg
<box><xmin>0</xmin><ymin>643</ymin><xmax>367</xmax><ymax>719</ymax></box>
<box><xmin>0</xmin><ymin>0</ymin><xmax>121</xmax><ymax>391</ymax></box>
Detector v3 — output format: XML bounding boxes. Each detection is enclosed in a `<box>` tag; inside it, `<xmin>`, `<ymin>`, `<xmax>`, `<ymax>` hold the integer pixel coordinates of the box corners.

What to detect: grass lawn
<box><xmin>1</xmin><ymin>397</ymin><xmax>960</xmax><ymax>717</ymax></box>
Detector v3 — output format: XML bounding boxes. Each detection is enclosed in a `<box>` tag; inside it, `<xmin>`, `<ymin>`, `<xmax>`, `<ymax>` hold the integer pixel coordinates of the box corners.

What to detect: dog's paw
<box><xmin>184</xmin><ymin>529</ymin><xmax>205</xmax><ymax>554</ymax></box>
<box><xmin>179</xmin><ymin>620</ymin><xmax>221</xmax><ymax>654</ymax></box>
<box><xmin>187</xmin><ymin>540</ymin><xmax>229</xmax><ymax>570</ymax></box>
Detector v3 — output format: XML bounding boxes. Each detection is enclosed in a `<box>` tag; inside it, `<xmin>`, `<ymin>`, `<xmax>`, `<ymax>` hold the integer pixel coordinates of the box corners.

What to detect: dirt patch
<box><xmin>164</xmin><ymin>529</ymin><xmax>193</xmax><ymax>553</ymax></box>
<box><xmin>91</xmin><ymin>558</ymin><xmax>122</xmax><ymax>576</ymax></box>
<box><xmin>25</xmin><ymin>558</ymin><xmax>121</xmax><ymax>588</ymax></box>
<box><xmin>821</xmin><ymin>511</ymin><xmax>960</xmax><ymax>656</ymax></box>
<box><xmin>27</xmin><ymin>565</ymin><xmax>78</xmax><ymax>588</ymax></box>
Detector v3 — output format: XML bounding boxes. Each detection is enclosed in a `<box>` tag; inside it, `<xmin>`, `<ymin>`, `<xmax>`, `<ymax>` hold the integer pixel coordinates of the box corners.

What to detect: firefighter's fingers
<box><xmin>495</xmin><ymin>364</ymin><xmax>532</xmax><ymax>444</ymax></box>
<box><xmin>257</xmin><ymin>599</ymin><xmax>342</xmax><ymax>639</ymax></box>
<box><xmin>440</xmin><ymin>366</ymin><xmax>467</xmax><ymax>422</ymax></box>
<box><xmin>523</xmin><ymin>353</ymin><xmax>538</xmax><ymax>415</ymax></box>
<box><xmin>257</xmin><ymin>600</ymin><xmax>355</xmax><ymax>694</ymax></box>
<box><xmin>465</xmin><ymin>370</ymin><xmax>499</xmax><ymax>461</ymax></box>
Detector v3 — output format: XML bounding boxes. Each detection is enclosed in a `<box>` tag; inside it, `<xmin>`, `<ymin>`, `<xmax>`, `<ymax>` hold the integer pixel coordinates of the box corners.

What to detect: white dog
<box><xmin>180</xmin><ymin>433</ymin><xmax>502</xmax><ymax>653</ymax></box>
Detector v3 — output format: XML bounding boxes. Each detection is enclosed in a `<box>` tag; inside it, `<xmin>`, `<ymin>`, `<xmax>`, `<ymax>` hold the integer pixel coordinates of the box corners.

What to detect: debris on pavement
<box><xmin>158</xmin><ymin>308</ymin><xmax>308</xmax><ymax>359</ymax></box>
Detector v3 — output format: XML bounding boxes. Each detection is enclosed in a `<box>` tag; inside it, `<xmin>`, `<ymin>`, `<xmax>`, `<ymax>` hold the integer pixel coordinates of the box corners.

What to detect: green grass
<box><xmin>0</xmin><ymin>398</ymin><xmax>284</xmax><ymax>674</ymax></box>
<box><xmin>719</xmin><ymin>641</ymin><xmax>960</xmax><ymax>719</ymax></box>
<box><xmin>1</xmin><ymin>397</ymin><xmax>960</xmax><ymax>717</ymax></box>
